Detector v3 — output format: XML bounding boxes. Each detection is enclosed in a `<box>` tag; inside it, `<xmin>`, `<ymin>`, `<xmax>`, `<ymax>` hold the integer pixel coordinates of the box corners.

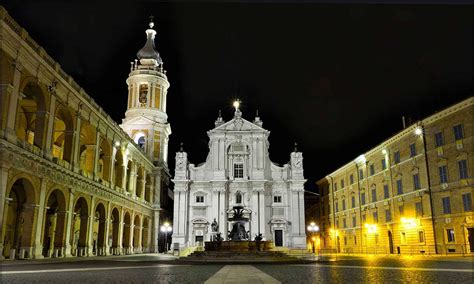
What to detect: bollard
<box><xmin>10</xmin><ymin>249</ymin><xmax>15</xmax><ymax>260</ymax></box>
<box><xmin>54</xmin><ymin>249</ymin><xmax>59</xmax><ymax>258</ymax></box>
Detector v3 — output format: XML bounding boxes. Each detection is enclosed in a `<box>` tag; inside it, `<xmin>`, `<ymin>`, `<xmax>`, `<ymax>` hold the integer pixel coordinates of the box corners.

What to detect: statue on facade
<box><xmin>211</xmin><ymin>218</ymin><xmax>219</xmax><ymax>233</ymax></box>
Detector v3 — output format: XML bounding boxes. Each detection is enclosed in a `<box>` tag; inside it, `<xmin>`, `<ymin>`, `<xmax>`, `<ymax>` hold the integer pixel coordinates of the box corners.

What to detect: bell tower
<box><xmin>121</xmin><ymin>17</ymin><xmax>171</xmax><ymax>165</ymax></box>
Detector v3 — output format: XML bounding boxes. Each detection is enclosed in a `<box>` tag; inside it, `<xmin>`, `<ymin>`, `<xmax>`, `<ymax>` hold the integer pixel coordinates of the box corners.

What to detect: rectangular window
<box><xmin>439</xmin><ymin>165</ymin><xmax>448</xmax><ymax>184</ymax></box>
<box><xmin>352</xmin><ymin>216</ymin><xmax>356</xmax><ymax>227</ymax></box>
<box><xmin>234</xmin><ymin>164</ymin><xmax>244</xmax><ymax>178</ymax></box>
<box><xmin>373</xmin><ymin>211</ymin><xmax>378</xmax><ymax>223</ymax></box>
<box><xmin>446</xmin><ymin>229</ymin><xmax>455</xmax><ymax>242</ymax></box>
<box><xmin>342</xmin><ymin>199</ymin><xmax>346</xmax><ymax>211</ymax></box>
<box><xmin>351</xmin><ymin>196</ymin><xmax>355</xmax><ymax>208</ymax></box>
<box><xmin>418</xmin><ymin>231</ymin><xmax>425</xmax><ymax>243</ymax></box>
<box><xmin>399</xmin><ymin>205</ymin><xmax>404</xmax><ymax>216</ymax></box>
<box><xmin>343</xmin><ymin>218</ymin><xmax>347</xmax><ymax>228</ymax></box>
<box><xmin>354</xmin><ymin>236</ymin><xmax>357</xmax><ymax>245</ymax></box>
<box><xmin>371</xmin><ymin>188</ymin><xmax>377</xmax><ymax>202</ymax></box>
<box><xmin>458</xmin><ymin>159</ymin><xmax>468</xmax><ymax>179</ymax></box>
<box><xmin>410</xmin><ymin>143</ymin><xmax>417</xmax><ymax>157</ymax></box>
<box><xmin>415</xmin><ymin>201</ymin><xmax>423</xmax><ymax>217</ymax></box>
<box><xmin>362</xmin><ymin>213</ymin><xmax>366</xmax><ymax>223</ymax></box>
<box><xmin>453</xmin><ymin>124</ymin><xmax>464</xmax><ymax>140</ymax></box>
<box><xmin>413</xmin><ymin>174</ymin><xmax>421</xmax><ymax>190</ymax></box>
<box><xmin>361</xmin><ymin>192</ymin><xmax>366</xmax><ymax>205</ymax></box>
<box><xmin>442</xmin><ymin>197</ymin><xmax>451</xmax><ymax>214</ymax></box>
<box><xmin>435</xmin><ymin>132</ymin><xmax>444</xmax><ymax>147</ymax></box>
<box><xmin>350</xmin><ymin>174</ymin><xmax>354</xmax><ymax>184</ymax></box>
<box><xmin>401</xmin><ymin>232</ymin><xmax>407</xmax><ymax>244</ymax></box>
<box><xmin>397</xmin><ymin>179</ymin><xmax>403</xmax><ymax>195</ymax></box>
<box><xmin>462</xmin><ymin>193</ymin><xmax>472</xmax><ymax>212</ymax></box>
<box><xmin>394</xmin><ymin>151</ymin><xmax>400</xmax><ymax>164</ymax></box>
<box><xmin>335</xmin><ymin>201</ymin><xmax>339</xmax><ymax>212</ymax></box>
<box><xmin>381</xmin><ymin>158</ymin><xmax>387</xmax><ymax>170</ymax></box>
<box><xmin>273</xmin><ymin>196</ymin><xmax>282</xmax><ymax>203</ymax></box>
<box><xmin>336</xmin><ymin>219</ymin><xmax>339</xmax><ymax>229</ymax></box>
<box><xmin>385</xmin><ymin>209</ymin><xmax>392</xmax><ymax>222</ymax></box>
<box><xmin>383</xmin><ymin>184</ymin><xmax>389</xmax><ymax>199</ymax></box>
<box><xmin>341</xmin><ymin>179</ymin><xmax>345</xmax><ymax>189</ymax></box>
<box><xmin>370</xmin><ymin>164</ymin><xmax>375</xmax><ymax>176</ymax></box>
<box><xmin>359</xmin><ymin>169</ymin><xmax>364</xmax><ymax>179</ymax></box>
<box><xmin>196</xmin><ymin>196</ymin><xmax>204</xmax><ymax>203</ymax></box>
<box><xmin>375</xmin><ymin>234</ymin><xmax>379</xmax><ymax>244</ymax></box>
<box><xmin>344</xmin><ymin>237</ymin><xmax>347</xmax><ymax>245</ymax></box>
<box><xmin>334</xmin><ymin>183</ymin><xmax>338</xmax><ymax>191</ymax></box>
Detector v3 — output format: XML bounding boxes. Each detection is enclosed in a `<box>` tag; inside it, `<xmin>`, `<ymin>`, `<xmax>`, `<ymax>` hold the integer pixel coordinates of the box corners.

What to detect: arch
<box><xmin>145</xmin><ymin>174</ymin><xmax>152</xmax><ymax>202</ymax></box>
<box><xmin>114</xmin><ymin>150</ymin><xmax>124</xmax><ymax>189</ymax></box>
<box><xmin>126</xmin><ymin>160</ymin><xmax>133</xmax><ymax>193</ymax></box>
<box><xmin>2</xmin><ymin>178</ymin><xmax>37</xmax><ymax>259</ymax></box>
<box><xmin>71</xmin><ymin>197</ymin><xmax>89</xmax><ymax>256</ymax></box>
<box><xmin>15</xmin><ymin>81</ymin><xmax>48</xmax><ymax>149</ymax></box>
<box><xmin>42</xmin><ymin>188</ymin><xmax>67</xmax><ymax>257</ymax></box>
<box><xmin>52</xmin><ymin>105</ymin><xmax>75</xmax><ymax>163</ymax></box>
<box><xmin>79</xmin><ymin>122</ymin><xmax>97</xmax><ymax>176</ymax></box>
<box><xmin>142</xmin><ymin>217</ymin><xmax>150</xmax><ymax>253</ymax></box>
<box><xmin>94</xmin><ymin>202</ymin><xmax>107</xmax><ymax>256</ymax></box>
<box><xmin>136</xmin><ymin>166</ymin><xmax>145</xmax><ymax>198</ymax></box>
<box><xmin>109</xmin><ymin>207</ymin><xmax>120</xmax><ymax>255</ymax></box>
<box><xmin>98</xmin><ymin>138</ymin><xmax>112</xmax><ymax>182</ymax></box>
<box><xmin>133</xmin><ymin>132</ymin><xmax>146</xmax><ymax>151</ymax></box>
<box><xmin>133</xmin><ymin>215</ymin><xmax>141</xmax><ymax>252</ymax></box>
<box><xmin>122</xmin><ymin>212</ymin><xmax>132</xmax><ymax>254</ymax></box>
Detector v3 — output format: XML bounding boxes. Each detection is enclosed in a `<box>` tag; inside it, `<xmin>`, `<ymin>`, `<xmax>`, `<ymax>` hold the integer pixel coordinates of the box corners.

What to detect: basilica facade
<box><xmin>0</xmin><ymin>7</ymin><xmax>172</xmax><ymax>259</ymax></box>
<box><xmin>172</xmin><ymin>105</ymin><xmax>307</xmax><ymax>249</ymax></box>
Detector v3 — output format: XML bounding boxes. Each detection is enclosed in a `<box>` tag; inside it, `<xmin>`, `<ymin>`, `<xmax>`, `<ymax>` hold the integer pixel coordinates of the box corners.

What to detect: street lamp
<box><xmin>307</xmin><ymin>222</ymin><xmax>320</xmax><ymax>253</ymax></box>
<box><xmin>160</xmin><ymin>222</ymin><xmax>172</xmax><ymax>253</ymax></box>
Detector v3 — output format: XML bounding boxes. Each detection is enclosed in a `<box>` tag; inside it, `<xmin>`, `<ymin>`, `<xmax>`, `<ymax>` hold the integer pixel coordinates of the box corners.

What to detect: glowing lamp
<box><xmin>382</xmin><ymin>149</ymin><xmax>387</xmax><ymax>155</ymax></box>
<box><xmin>233</xmin><ymin>100</ymin><xmax>240</xmax><ymax>109</ymax></box>
<box><xmin>415</xmin><ymin>127</ymin><xmax>423</xmax><ymax>136</ymax></box>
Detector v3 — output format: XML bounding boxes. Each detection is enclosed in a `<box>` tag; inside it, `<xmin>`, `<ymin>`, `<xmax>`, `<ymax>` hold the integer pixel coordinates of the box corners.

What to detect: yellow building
<box><xmin>315</xmin><ymin>97</ymin><xmax>473</xmax><ymax>255</ymax></box>
<box><xmin>0</xmin><ymin>7</ymin><xmax>172</xmax><ymax>259</ymax></box>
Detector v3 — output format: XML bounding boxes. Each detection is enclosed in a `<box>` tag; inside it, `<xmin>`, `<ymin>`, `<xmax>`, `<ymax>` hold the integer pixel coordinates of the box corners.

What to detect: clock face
<box><xmin>177</xmin><ymin>159</ymin><xmax>185</xmax><ymax>168</ymax></box>
<box><xmin>294</xmin><ymin>159</ymin><xmax>302</xmax><ymax>168</ymax></box>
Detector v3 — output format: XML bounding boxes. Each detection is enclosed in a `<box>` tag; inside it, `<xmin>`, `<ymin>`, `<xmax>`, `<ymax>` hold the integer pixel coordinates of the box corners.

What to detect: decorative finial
<box><xmin>218</xmin><ymin>110</ymin><xmax>222</xmax><ymax>118</ymax></box>
<box><xmin>149</xmin><ymin>15</ymin><xmax>155</xmax><ymax>28</ymax></box>
<box><xmin>294</xmin><ymin>142</ymin><xmax>298</xmax><ymax>152</ymax></box>
<box><xmin>180</xmin><ymin>142</ymin><xmax>184</xmax><ymax>152</ymax></box>
<box><xmin>256</xmin><ymin>109</ymin><xmax>259</xmax><ymax>117</ymax></box>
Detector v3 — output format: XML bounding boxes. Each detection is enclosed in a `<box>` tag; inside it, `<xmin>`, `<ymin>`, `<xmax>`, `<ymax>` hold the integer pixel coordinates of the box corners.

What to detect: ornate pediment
<box><xmin>210</xmin><ymin>117</ymin><xmax>268</xmax><ymax>133</ymax></box>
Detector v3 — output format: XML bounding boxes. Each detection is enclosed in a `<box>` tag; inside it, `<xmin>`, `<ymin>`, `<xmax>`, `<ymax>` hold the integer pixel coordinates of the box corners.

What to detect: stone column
<box><xmin>63</xmin><ymin>190</ymin><xmax>75</xmax><ymax>257</ymax></box>
<box><xmin>152</xmin><ymin>210</ymin><xmax>160</xmax><ymax>253</ymax></box>
<box><xmin>218</xmin><ymin>188</ymin><xmax>227</xmax><ymax>239</ymax></box>
<box><xmin>104</xmin><ymin>202</ymin><xmax>111</xmax><ymax>256</ymax></box>
<box><xmin>129</xmin><ymin>218</ymin><xmax>135</xmax><ymax>254</ymax></box>
<box><xmin>86</xmin><ymin>197</ymin><xmax>95</xmax><ymax>256</ymax></box>
<box><xmin>137</xmin><ymin>220</ymin><xmax>143</xmax><ymax>253</ymax></box>
<box><xmin>72</xmin><ymin>112</ymin><xmax>82</xmax><ymax>172</ymax></box>
<box><xmin>33</xmin><ymin>110</ymin><xmax>49</xmax><ymax>151</ymax></box>
<box><xmin>0</xmin><ymin>166</ymin><xmax>9</xmax><ymax>260</ymax></box>
<box><xmin>43</xmin><ymin>95</ymin><xmax>56</xmax><ymax>160</ymax></box>
<box><xmin>93</xmin><ymin>130</ymin><xmax>101</xmax><ymax>180</ymax></box>
<box><xmin>4</xmin><ymin>62</ymin><xmax>23</xmax><ymax>142</ymax></box>
<box><xmin>117</xmin><ymin>209</ymin><xmax>124</xmax><ymax>255</ymax></box>
<box><xmin>32</xmin><ymin>179</ymin><xmax>47</xmax><ymax>259</ymax></box>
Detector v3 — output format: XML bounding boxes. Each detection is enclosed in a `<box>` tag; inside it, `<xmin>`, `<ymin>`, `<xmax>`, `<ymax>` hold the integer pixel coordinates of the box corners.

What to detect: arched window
<box><xmin>236</xmin><ymin>192</ymin><xmax>242</xmax><ymax>204</ymax></box>
<box><xmin>138</xmin><ymin>136</ymin><xmax>145</xmax><ymax>150</ymax></box>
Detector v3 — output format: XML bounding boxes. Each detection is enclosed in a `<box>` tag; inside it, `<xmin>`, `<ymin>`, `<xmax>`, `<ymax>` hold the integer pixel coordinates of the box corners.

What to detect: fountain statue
<box><xmin>227</xmin><ymin>205</ymin><xmax>250</xmax><ymax>241</ymax></box>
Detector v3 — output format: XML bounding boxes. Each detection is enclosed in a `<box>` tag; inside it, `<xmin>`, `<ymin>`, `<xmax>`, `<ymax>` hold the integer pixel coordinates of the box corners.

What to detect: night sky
<box><xmin>3</xmin><ymin>1</ymin><xmax>472</xmax><ymax>191</ymax></box>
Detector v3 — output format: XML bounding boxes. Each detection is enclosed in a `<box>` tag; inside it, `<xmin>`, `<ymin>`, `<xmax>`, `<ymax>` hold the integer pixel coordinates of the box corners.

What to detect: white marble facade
<box><xmin>172</xmin><ymin>106</ymin><xmax>307</xmax><ymax>249</ymax></box>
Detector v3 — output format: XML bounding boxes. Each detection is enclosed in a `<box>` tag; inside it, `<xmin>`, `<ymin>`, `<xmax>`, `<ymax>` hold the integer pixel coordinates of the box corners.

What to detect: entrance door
<box><xmin>275</xmin><ymin>230</ymin><xmax>283</xmax><ymax>247</ymax></box>
<box><xmin>468</xmin><ymin>228</ymin><xmax>474</xmax><ymax>253</ymax></box>
<box><xmin>388</xmin><ymin>231</ymin><xmax>394</xmax><ymax>254</ymax></box>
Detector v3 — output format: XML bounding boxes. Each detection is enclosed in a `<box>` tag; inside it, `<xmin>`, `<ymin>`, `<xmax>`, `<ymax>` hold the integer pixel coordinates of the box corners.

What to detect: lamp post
<box><xmin>307</xmin><ymin>222</ymin><xmax>320</xmax><ymax>254</ymax></box>
<box><xmin>160</xmin><ymin>222</ymin><xmax>172</xmax><ymax>253</ymax></box>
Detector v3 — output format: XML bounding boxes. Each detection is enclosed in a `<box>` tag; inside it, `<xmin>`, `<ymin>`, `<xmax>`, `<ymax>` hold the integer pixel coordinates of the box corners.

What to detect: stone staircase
<box><xmin>182</xmin><ymin>250</ymin><xmax>307</xmax><ymax>263</ymax></box>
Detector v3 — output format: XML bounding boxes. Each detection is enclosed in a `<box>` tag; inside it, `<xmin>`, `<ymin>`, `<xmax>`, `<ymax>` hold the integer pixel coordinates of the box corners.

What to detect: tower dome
<box><xmin>136</xmin><ymin>19</ymin><xmax>163</xmax><ymax>65</ymax></box>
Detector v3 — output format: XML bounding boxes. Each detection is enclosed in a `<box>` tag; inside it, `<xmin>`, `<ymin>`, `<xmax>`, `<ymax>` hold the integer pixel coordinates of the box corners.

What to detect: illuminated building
<box><xmin>316</xmin><ymin>97</ymin><xmax>473</xmax><ymax>255</ymax></box>
<box><xmin>172</xmin><ymin>103</ymin><xmax>307</xmax><ymax>249</ymax></box>
<box><xmin>0</xmin><ymin>7</ymin><xmax>172</xmax><ymax>259</ymax></box>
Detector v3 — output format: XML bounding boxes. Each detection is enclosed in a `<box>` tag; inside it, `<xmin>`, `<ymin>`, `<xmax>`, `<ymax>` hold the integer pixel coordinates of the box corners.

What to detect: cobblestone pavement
<box><xmin>0</xmin><ymin>254</ymin><xmax>472</xmax><ymax>283</ymax></box>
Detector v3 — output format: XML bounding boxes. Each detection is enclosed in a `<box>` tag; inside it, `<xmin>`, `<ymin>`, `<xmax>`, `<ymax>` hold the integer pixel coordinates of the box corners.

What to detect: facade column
<box><xmin>117</xmin><ymin>208</ymin><xmax>124</xmax><ymax>255</ymax></box>
<box><xmin>71</xmin><ymin>112</ymin><xmax>82</xmax><ymax>172</ymax></box>
<box><xmin>43</xmin><ymin>94</ymin><xmax>56</xmax><ymax>160</ymax></box>
<box><xmin>104</xmin><ymin>202</ymin><xmax>111</xmax><ymax>255</ymax></box>
<box><xmin>152</xmin><ymin>209</ymin><xmax>160</xmax><ymax>253</ymax></box>
<box><xmin>4</xmin><ymin>61</ymin><xmax>23</xmax><ymax>142</ymax></box>
<box><xmin>32</xmin><ymin>179</ymin><xmax>47</xmax><ymax>259</ymax></box>
<box><xmin>129</xmin><ymin>215</ymin><xmax>135</xmax><ymax>254</ymax></box>
<box><xmin>86</xmin><ymin>197</ymin><xmax>95</xmax><ymax>256</ymax></box>
<box><xmin>0</xmin><ymin>166</ymin><xmax>9</xmax><ymax>260</ymax></box>
<box><xmin>93</xmin><ymin>130</ymin><xmax>101</xmax><ymax>180</ymax></box>
<box><xmin>63</xmin><ymin>190</ymin><xmax>75</xmax><ymax>257</ymax></box>
<box><xmin>218</xmin><ymin>188</ymin><xmax>227</xmax><ymax>239</ymax></box>
<box><xmin>137</xmin><ymin>218</ymin><xmax>143</xmax><ymax>253</ymax></box>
